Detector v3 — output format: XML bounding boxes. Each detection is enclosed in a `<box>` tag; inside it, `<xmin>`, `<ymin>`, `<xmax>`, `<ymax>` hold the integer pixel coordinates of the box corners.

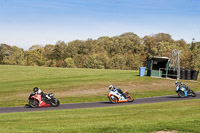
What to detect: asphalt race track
<box><xmin>0</xmin><ymin>92</ymin><xmax>199</xmax><ymax>114</ymax></box>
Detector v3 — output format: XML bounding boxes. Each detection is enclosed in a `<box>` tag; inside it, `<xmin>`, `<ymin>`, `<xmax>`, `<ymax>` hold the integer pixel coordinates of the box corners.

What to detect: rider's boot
<box><xmin>46</xmin><ymin>95</ymin><xmax>51</xmax><ymax>100</ymax></box>
<box><xmin>122</xmin><ymin>93</ymin><xmax>127</xmax><ymax>99</ymax></box>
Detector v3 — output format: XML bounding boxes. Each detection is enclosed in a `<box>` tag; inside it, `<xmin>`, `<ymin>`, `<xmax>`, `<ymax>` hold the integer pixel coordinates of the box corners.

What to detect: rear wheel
<box><xmin>29</xmin><ymin>99</ymin><xmax>39</xmax><ymax>108</ymax></box>
<box><xmin>191</xmin><ymin>90</ymin><xmax>196</xmax><ymax>97</ymax></box>
<box><xmin>127</xmin><ymin>95</ymin><xmax>134</xmax><ymax>102</ymax></box>
<box><xmin>109</xmin><ymin>95</ymin><xmax>118</xmax><ymax>103</ymax></box>
<box><xmin>51</xmin><ymin>98</ymin><xmax>60</xmax><ymax>107</ymax></box>
<box><xmin>177</xmin><ymin>91</ymin><xmax>185</xmax><ymax>98</ymax></box>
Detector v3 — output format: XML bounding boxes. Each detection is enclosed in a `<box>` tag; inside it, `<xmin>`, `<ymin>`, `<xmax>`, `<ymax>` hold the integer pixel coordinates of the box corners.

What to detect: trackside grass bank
<box><xmin>0</xmin><ymin>65</ymin><xmax>200</xmax><ymax>107</ymax></box>
<box><xmin>0</xmin><ymin>99</ymin><xmax>200</xmax><ymax>133</ymax></box>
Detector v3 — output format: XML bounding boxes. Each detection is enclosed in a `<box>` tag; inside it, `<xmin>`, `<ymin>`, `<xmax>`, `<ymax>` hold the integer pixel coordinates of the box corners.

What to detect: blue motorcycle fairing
<box><xmin>184</xmin><ymin>90</ymin><xmax>187</xmax><ymax>96</ymax></box>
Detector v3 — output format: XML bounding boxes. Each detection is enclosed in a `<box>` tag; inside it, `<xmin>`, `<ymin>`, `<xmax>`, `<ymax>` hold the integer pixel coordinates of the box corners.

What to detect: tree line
<box><xmin>0</xmin><ymin>32</ymin><xmax>200</xmax><ymax>71</ymax></box>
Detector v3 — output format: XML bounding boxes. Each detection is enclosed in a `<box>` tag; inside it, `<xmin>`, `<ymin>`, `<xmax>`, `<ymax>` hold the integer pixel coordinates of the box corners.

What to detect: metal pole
<box><xmin>177</xmin><ymin>50</ymin><xmax>181</xmax><ymax>80</ymax></box>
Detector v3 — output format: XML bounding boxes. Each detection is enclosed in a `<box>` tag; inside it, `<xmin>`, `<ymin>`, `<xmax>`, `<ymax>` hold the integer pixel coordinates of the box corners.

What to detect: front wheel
<box><xmin>29</xmin><ymin>99</ymin><xmax>39</xmax><ymax>108</ymax></box>
<box><xmin>109</xmin><ymin>95</ymin><xmax>118</xmax><ymax>104</ymax></box>
<box><xmin>51</xmin><ymin>98</ymin><xmax>60</xmax><ymax>107</ymax></box>
<box><xmin>177</xmin><ymin>91</ymin><xmax>185</xmax><ymax>98</ymax></box>
<box><xmin>127</xmin><ymin>95</ymin><xmax>134</xmax><ymax>102</ymax></box>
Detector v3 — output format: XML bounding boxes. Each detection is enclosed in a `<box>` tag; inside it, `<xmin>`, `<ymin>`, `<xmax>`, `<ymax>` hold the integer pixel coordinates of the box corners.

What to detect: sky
<box><xmin>0</xmin><ymin>0</ymin><xmax>200</xmax><ymax>50</ymax></box>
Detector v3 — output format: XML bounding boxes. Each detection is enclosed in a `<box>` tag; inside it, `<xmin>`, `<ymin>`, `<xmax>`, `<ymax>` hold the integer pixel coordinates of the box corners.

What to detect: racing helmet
<box><xmin>175</xmin><ymin>81</ymin><xmax>179</xmax><ymax>85</ymax></box>
<box><xmin>109</xmin><ymin>85</ymin><xmax>114</xmax><ymax>90</ymax></box>
<box><xmin>33</xmin><ymin>87</ymin><xmax>39</xmax><ymax>92</ymax></box>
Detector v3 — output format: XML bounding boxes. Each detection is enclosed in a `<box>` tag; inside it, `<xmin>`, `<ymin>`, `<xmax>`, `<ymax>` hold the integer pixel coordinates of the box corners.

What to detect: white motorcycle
<box><xmin>107</xmin><ymin>89</ymin><xmax>134</xmax><ymax>103</ymax></box>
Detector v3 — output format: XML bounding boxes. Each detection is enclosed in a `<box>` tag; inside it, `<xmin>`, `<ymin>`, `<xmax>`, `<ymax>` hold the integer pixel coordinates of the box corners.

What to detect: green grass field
<box><xmin>0</xmin><ymin>65</ymin><xmax>200</xmax><ymax>133</ymax></box>
<box><xmin>0</xmin><ymin>99</ymin><xmax>200</xmax><ymax>133</ymax></box>
<box><xmin>0</xmin><ymin>65</ymin><xmax>200</xmax><ymax>107</ymax></box>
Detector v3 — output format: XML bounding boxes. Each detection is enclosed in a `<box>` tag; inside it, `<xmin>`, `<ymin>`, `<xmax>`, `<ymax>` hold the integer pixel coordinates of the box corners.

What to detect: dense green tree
<box><xmin>0</xmin><ymin>44</ymin><xmax>12</xmax><ymax>64</ymax></box>
<box><xmin>3</xmin><ymin>46</ymin><xmax>24</xmax><ymax>65</ymax></box>
<box><xmin>109</xmin><ymin>55</ymin><xmax>126</xmax><ymax>69</ymax></box>
<box><xmin>143</xmin><ymin>33</ymin><xmax>183</xmax><ymax>62</ymax></box>
<box><xmin>0</xmin><ymin>45</ymin><xmax>4</xmax><ymax>64</ymax></box>
<box><xmin>44</xmin><ymin>44</ymin><xmax>55</xmax><ymax>60</ymax></box>
<box><xmin>25</xmin><ymin>46</ymin><xmax>45</xmax><ymax>66</ymax></box>
<box><xmin>84</xmin><ymin>54</ymin><xmax>109</xmax><ymax>69</ymax></box>
<box><xmin>0</xmin><ymin>33</ymin><xmax>199</xmax><ymax>71</ymax></box>
<box><xmin>124</xmin><ymin>53</ymin><xmax>140</xmax><ymax>70</ymax></box>
<box><xmin>52</xmin><ymin>41</ymin><xmax>67</xmax><ymax>61</ymax></box>
<box><xmin>64</xmin><ymin>58</ymin><xmax>76</xmax><ymax>68</ymax></box>
<box><xmin>190</xmin><ymin>42</ymin><xmax>200</xmax><ymax>70</ymax></box>
<box><xmin>74</xmin><ymin>54</ymin><xmax>87</xmax><ymax>68</ymax></box>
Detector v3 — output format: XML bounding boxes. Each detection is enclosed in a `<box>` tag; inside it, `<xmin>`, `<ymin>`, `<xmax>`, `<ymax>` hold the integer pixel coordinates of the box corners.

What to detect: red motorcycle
<box><xmin>28</xmin><ymin>93</ymin><xmax>60</xmax><ymax>108</ymax></box>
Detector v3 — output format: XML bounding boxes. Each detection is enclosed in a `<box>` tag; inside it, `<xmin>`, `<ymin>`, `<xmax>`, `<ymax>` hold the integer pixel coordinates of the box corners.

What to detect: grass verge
<box><xmin>0</xmin><ymin>99</ymin><xmax>200</xmax><ymax>133</ymax></box>
<box><xmin>0</xmin><ymin>65</ymin><xmax>200</xmax><ymax>107</ymax></box>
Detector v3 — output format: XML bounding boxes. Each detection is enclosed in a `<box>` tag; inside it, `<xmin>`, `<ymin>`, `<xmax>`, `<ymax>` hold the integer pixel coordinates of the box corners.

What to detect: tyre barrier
<box><xmin>168</xmin><ymin>67</ymin><xmax>177</xmax><ymax>79</ymax></box>
<box><xmin>191</xmin><ymin>70</ymin><xmax>199</xmax><ymax>80</ymax></box>
<box><xmin>168</xmin><ymin>68</ymin><xmax>199</xmax><ymax>80</ymax></box>
<box><xmin>185</xmin><ymin>69</ymin><xmax>191</xmax><ymax>80</ymax></box>
<box><xmin>180</xmin><ymin>69</ymin><xmax>199</xmax><ymax>81</ymax></box>
<box><xmin>180</xmin><ymin>69</ymin><xmax>185</xmax><ymax>80</ymax></box>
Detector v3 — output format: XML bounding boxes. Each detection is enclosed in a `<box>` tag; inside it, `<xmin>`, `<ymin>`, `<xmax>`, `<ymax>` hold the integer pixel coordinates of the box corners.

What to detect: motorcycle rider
<box><xmin>33</xmin><ymin>87</ymin><xmax>51</xmax><ymax>100</ymax></box>
<box><xmin>175</xmin><ymin>81</ymin><xmax>190</xmax><ymax>91</ymax></box>
<box><xmin>109</xmin><ymin>85</ymin><xmax>127</xmax><ymax>98</ymax></box>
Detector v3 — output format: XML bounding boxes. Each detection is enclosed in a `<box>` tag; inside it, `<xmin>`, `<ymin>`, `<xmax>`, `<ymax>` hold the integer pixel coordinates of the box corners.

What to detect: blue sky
<box><xmin>0</xmin><ymin>0</ymin><xmax>200</xmax><ymax>49</ymax></box>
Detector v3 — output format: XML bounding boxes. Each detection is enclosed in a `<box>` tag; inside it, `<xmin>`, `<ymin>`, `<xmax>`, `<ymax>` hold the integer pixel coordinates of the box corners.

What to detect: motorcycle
<box><xmin>175</xmin><ymin>82</ymin><xmax>196</xmax><ymax>98</ymax></box>
<box><xmin>107</xmin><ymin>89</ymin><xmax>134</xmax><ymax>103</ymax></box>
<box><xmin>28</xmin><ymin>93</ymin><xmax>60</xmax><ymax>108</ymax></box>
